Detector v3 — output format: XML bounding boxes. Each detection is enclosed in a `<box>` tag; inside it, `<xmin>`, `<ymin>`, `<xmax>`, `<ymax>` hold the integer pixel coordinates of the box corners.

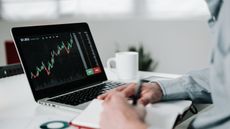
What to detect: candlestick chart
<box><xmin>30</xmin><ymin>36</ymin><xmax>74</xmax><ymax>79</ymax></box>
<box><xmin>20</xmin><ymin>31</ymin><xmax>102</xmax><ymax>91</ymax></box>
<box><xmin>24</xmin><ymin>33</ymin><xmax>86</xmax><ymax>90</ymax></box>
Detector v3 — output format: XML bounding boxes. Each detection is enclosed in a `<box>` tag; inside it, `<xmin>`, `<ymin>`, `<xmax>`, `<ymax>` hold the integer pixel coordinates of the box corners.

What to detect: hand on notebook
<box><xmin>97</xmin><ymin>82</ymin><xmax>163</xmax><ymax>105</ymax></box>
<box><xmin>100</xmin><ymin>91</ymin><xmax>148</xmax><ymax>129</ymax></box>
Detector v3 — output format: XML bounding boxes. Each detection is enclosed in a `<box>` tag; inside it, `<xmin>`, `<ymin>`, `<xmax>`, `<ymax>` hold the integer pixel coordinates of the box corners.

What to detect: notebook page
<box><xmin>145</xmin><ymin>100</ymin><xmax>192</xmax><ymax>129</ymax></box>
<box><xmin>71</xmin><ymin>99</ymin><xmax>191</xmax><ymax>129</ymax></box>
<box><xmin>71</xmin><ymin>99</ymin><xmax>103</xmax><ymax>129</ymax></box>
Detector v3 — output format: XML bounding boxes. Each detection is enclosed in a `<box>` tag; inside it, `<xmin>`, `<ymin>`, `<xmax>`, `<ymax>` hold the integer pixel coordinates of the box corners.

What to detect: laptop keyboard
<box><xmin>48</xmin><ymin>81</ymin><xmax>125</xmax><ymax>106</ymax></box>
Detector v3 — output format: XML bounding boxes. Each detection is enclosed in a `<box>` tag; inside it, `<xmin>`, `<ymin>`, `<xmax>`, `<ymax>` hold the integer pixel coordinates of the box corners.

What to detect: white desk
<box><xmin>0</xmin><ymin>69</ymin><xmax>186</xmax><ymax>129</ymax></box>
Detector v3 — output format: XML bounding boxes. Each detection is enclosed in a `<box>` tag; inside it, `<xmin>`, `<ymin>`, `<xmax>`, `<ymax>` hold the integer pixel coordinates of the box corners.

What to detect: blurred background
<box><xmin>0</xmin><ymin>0</ymin><xmax>213</xmax><ymax>74</ymax></box>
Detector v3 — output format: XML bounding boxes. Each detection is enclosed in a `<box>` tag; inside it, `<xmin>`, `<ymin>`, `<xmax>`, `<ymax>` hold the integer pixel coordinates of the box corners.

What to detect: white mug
<box><xmin>107</xmin><ymin>52</ymin><xmax>139</xmax><ymax>81</ymax></box>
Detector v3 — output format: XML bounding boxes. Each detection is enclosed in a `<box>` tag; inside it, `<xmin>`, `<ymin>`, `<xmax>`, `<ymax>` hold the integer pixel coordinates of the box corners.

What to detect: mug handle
<box><xmin>106</xmin><ymin>57</ymin><xmax>116</xmax><ymax>70</ymax></box>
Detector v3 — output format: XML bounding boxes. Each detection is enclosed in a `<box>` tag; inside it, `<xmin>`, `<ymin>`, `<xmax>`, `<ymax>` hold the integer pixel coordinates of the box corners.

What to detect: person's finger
<box><xmin>110</xmin><ymin>91</ymin><xmax>124</xmax><ymax>100</ymax></box>
<box><xmin>138</xmin><ymin>98</ymin><xmax>149</xmax><ymax>106</ymax></box>
<box><xmin>104</xmin><ymin>91</ymin><xmax>115</xmax><ymax>102</ymax></box>
<box><xmin>115</xmin><ymin>85</ymin><xmax>127</xmax><ymax>91</ymax></box>
<box><xmin>105</xmin><ymin>91</ymin><xmax>127</xmax><ymax>105</ymax></box>
<box><xmin>121</xmin><ymin>83</ymin><xmax>136</xmax><ymax>97</ymax></box>
<box><xmin>138</xmin><ymin>94</ymin><xmax>152</xmax><ymax>106</ymax></box>
<box><xmin>97</xmin><ymin>92</ymin><xmax>109</xmax><ymax>100</ymax></box>
<box><xmin>102</xmin><ymin>98</ymin><xmax>110</xmax><ymax>107</ymax></box>
<box><xmin>98</xmin><ymin>84</ymin><xmax>127</xmax><ymax>100</ymax></box>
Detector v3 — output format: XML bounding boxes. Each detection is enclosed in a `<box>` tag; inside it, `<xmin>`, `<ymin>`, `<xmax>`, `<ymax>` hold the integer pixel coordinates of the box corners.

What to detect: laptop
<box><xmin>11</xmin><ymin>23</ymin><xmax>124</xmax><ymax>112</ymax></box>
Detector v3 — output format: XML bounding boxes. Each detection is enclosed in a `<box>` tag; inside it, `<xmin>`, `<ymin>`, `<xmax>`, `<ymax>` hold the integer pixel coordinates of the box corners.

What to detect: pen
<box><xmin>132</xmin><ymin>79</ymin><xmax>143</xmax><ymax>105</ymax></box>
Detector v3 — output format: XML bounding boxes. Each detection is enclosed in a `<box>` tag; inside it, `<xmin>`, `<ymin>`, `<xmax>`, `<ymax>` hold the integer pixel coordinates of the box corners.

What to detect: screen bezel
<box><xmin>11</xmin><ymin>23</ymin><xmax>107</xmax><ymax>101</ymax></box>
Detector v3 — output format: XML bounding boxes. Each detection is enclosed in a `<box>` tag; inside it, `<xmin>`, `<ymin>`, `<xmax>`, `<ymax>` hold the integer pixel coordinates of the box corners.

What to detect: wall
<box><xmin>0</xmin><ymin>17</ymin><xmax>213</xmax><ymax>74</ymax></box>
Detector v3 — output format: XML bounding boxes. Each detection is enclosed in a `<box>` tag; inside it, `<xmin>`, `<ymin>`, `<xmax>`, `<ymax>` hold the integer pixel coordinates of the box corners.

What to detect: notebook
<box><xmin>11</xmin><ymin>23</ymin><xmax>125</xmax><ymax>111</ymax></box>
<box><xmin>71</xmin><ymin>99</ymin><xmax>192</xmax><ymax>129</ymax></box>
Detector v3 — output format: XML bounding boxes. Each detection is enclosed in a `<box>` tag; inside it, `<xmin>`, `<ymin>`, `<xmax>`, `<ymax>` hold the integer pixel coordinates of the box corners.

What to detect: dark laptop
<box><xmin>11</xmin><ymin>23</ymin><xmax>124</xmax><ymax>111</ymax></box>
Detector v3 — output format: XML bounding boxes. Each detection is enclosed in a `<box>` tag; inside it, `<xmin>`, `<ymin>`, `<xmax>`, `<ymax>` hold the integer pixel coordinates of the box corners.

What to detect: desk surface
<box><xmin>0</xmin><ymin>69</ymin><xmax>181</xmax><ymax>129</ymax></box>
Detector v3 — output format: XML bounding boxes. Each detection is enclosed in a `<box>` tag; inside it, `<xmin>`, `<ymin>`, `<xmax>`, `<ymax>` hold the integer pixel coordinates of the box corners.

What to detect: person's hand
<box><xmin>98</xmin><ymin>82</ymin><xmax>163</xmax><ymax>105</ymax></box>
<box><xmin>100</xmin><ymin>91</ymin><xmax>148</xmax><ymax>129</ymax></box>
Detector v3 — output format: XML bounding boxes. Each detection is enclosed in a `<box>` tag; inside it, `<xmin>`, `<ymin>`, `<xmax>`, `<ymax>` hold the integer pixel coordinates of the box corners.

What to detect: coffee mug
<box><xmin>107</xmin><ymin>52</ymin><xmax>139</xmax><ymax>81</ymax></box>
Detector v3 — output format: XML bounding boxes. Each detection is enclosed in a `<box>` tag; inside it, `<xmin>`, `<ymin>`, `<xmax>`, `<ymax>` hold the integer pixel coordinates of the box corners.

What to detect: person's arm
<box><xmin>158</xmin><ymin>68</ymin><xmax>212</xmax><ymax>103</ymax></box>
<box><xmin>98</xmin><ymin>69</ymin><xmax>212</xmax><ymax>104</ymax></box>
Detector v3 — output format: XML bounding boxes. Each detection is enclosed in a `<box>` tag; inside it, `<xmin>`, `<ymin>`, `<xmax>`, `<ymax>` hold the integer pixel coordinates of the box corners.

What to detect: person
<box><xmin>98</xmin><ymin>0</ymin><xmax>230</xmax><ymax>128</ymax></box>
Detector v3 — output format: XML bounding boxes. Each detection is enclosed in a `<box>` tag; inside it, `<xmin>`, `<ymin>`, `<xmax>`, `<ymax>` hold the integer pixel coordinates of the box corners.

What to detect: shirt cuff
<box><xmin>156</xmin><ymin>77</ymin><xmax>188</xmax><ymax>101</ymax></box>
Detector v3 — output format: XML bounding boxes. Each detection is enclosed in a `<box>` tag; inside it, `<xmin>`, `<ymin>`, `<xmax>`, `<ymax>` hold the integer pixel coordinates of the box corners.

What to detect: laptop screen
<box><xmin>12</xmin><ymin>23</ymin><xmax>107</xmax><ymax>101</ymax></box>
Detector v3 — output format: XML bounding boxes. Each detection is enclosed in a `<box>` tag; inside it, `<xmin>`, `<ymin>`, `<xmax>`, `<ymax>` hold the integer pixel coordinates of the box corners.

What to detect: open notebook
<box><xmin>70</xmin><ymin>99</ymin><xmax>192</xmax><ymax>129</ymax></box>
